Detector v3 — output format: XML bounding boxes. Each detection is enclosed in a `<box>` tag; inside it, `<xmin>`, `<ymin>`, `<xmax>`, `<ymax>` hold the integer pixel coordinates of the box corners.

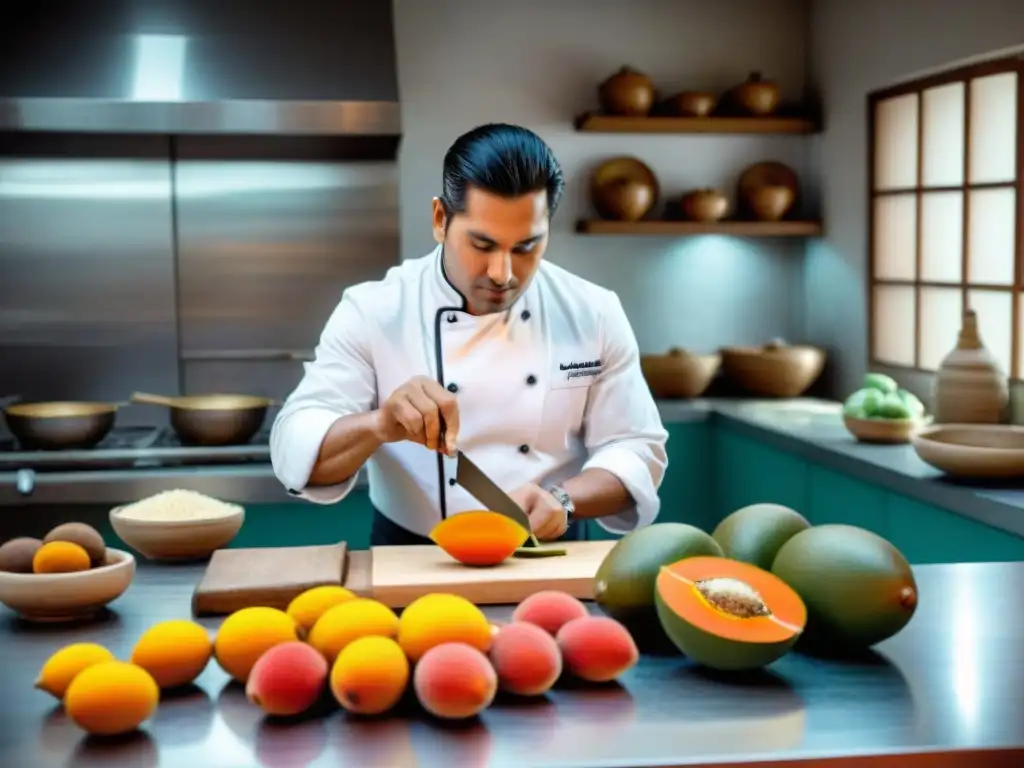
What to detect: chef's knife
<box><xmin>454</xmin><ymin>450</ymin><xmax>538</xmax><ymax>547</ymax></box>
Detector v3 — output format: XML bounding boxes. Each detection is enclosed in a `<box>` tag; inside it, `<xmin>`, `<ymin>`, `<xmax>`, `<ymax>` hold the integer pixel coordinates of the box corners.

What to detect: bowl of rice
<box><xmin>110</xmin><ymin>489</ymin><xmax>245</xmax><ymax>561</ymax></box>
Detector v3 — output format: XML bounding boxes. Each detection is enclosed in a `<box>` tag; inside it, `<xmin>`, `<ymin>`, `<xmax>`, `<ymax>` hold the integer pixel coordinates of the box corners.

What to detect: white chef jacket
<box><xmin>269</xmin><ymin>245</ymin><xmax>669</xmax><ymax>537</ymax></box>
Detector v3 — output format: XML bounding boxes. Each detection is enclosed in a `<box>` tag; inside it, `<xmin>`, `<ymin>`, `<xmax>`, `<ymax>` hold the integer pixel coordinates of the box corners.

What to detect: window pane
<box><xmin>919</xmin><ymin>288</ymin><xmax>963</xmax><ymax>371</ymax></box>
<box><xmin>969</xmin><ymin>72</ymin><xmax>1018</xmax><ymax>184</ymax></box>
<box><xmin>1017</xmin><ymin>295</ymin><xmax>1024</xmax><ymax>378</ymax></box>
<box><xmin>967</xmin><ymin>187</ymin><xmax>1016</xmax><ymax>285</ymax></box>
<box><xmin>920</xmin><ymin>191</ymin><xmax>963</xmax><ymax>282</ymax></box>
<box><xmin>873</xmin><ymin>194</ymin><xmax>917</xmax><ymax>280</ymax></box>
<box><xmin>967</xmin><ymin>289</ymin><xmax>1012</xmax><ymax>376</ymax></box>
<box><xmin>922</xmin><ymin>82</ymin><xmax>965</xmax><ymax>187</ymax></box>
<box><xmin>873</xmin><ymin>285</ymin><xmax>916</xmax><ymax>366</ymax></box>
<box><xmin>874</xmin><ymin>94</ymin><xmax>919</xmax><ymax>190</ymax></box>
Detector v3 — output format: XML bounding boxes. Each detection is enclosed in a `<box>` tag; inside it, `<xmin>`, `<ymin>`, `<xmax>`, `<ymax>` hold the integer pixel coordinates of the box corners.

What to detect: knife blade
<box><xmin>454</xmin><ymin>450</ymin><xmax>537</xmax><ymax>546</ymax></box>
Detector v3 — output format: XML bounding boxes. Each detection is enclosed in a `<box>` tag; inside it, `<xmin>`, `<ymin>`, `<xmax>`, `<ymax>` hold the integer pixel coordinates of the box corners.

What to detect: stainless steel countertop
<box><xmin>3</xmin><ymin>559</ymin><xmax>1022</xmax><ymax>767</ymax></box>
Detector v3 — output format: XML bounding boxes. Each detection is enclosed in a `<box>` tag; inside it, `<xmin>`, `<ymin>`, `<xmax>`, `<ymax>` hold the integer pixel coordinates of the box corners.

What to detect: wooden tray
<box><xmin>370</xmin><ymin>540</ymin><xmax>617</xmax><ymax>608</ymax></box>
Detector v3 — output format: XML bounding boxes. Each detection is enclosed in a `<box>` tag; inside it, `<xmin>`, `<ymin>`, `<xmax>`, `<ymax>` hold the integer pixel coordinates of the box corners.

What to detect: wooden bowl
<box><xmin>110</xmin><ymin>503</ymin><xmax>245</xmax><ymax>561</ymax></box>
<box><xmin>844</xmin><ymin>416</ymin><xmax>923</xmax><ymax>444</ymax></box>
<box><xmin>0</xmin><ymin>548</ymin><xmax>135</xmax><ymax>622</ymax></box>
<box><xmin>720</xmin><ymin>344</ymin><xmax>825</xmax><ymax>397</ymax></box>
<box><xmin>641</xmin><ymin>348</ymin><xmax>721</xmax><ymax>398</ymax></box>
<box><xmin>911</xmin><ymin>424</ymin><xmax>1024</xmax><ymax>478</ymax></box>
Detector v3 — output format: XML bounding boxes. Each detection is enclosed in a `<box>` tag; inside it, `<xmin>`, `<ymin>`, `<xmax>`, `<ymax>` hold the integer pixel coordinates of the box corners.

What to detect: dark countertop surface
<box><xmin>2</xmin><ymin>560</ymin><xmax>1023</xmax><ymax>767</ymax></box>
<box><xmin>660</xmin><ymin>398</ymin><xmax>1024</xmax><ymax>539</ymax></box>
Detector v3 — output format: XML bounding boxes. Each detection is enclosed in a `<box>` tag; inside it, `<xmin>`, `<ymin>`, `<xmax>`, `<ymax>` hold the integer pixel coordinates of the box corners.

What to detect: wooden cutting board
<box><xmin>370</xmin><ymin>540</ymin><xmax>617</xmax><ymax>608</ymax></box>
<box><xmin>191</xmin><ymin>542</ymin><xmax>372</xmax><ymax>616</ymax></box>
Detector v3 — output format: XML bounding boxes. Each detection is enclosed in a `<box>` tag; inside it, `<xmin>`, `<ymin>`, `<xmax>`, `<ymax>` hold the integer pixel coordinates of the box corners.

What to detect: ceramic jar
<box><xmin>933</xmin><ymin>310</ymin><xmax>1009</xmax><ymax>424</ymax></box>
<box><xmin>598</xmin><ymin>66</ymin><xmax>656</xmax><ymax>116</ymax></box>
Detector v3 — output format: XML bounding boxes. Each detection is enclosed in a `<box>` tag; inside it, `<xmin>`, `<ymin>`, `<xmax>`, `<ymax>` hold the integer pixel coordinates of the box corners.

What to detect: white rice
<box><xmin>116</xmin><ymin>489</ymin><xmax>240</xmax><ymax>521</ymax></box>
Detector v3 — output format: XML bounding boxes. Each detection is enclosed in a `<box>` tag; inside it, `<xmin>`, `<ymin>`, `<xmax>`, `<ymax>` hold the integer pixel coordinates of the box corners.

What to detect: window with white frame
<box><xmin>869</xmin><ymin>55</ymin><xmax>1021</xmax><ymax>377</ymax></box>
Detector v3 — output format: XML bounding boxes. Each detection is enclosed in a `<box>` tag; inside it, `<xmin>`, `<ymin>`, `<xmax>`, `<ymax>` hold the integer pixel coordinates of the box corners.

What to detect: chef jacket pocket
<box><xmin>537</xmin><ymin>358</ymin><xmax>599</xmax><ymax>451</ymax></box>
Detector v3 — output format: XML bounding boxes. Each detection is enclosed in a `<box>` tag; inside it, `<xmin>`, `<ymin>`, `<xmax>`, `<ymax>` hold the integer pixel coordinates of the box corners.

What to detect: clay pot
<box><xmin>598</xmin><ymin>66</ymin><xmax>656</xmax><ymax>117</ymax></box>
<box><xmin>594</xmin><ymin>178</ymin><xmax>655</xmax><ymax>222</ymax></box>
<box><xmin>680</xmin><ymin>189</ymin><xmax>729</xmax><ymax>222</ymax></box>
<box><xmin>747</xmin><ymin>185</ymin><xmax>795</xmax><ymax>221</ymax></box>
<box><xmin>731</xmin><ymin>72</ymin><xmax>781</xmax><ymax>116</ymax></box>
<box><xmin>662</xmin><ymin>91</ymin><xmax>717</xmax><ymax>117</ymax></box>
<box><xmin>640</xmin><ymin>348</ymin><xmax>721</xmax><ymax>399</ymax></box>
<box><xmin>933</xmin><ymin>310</ymin><xmax>1009</xmax><ymax>424</ymax></box>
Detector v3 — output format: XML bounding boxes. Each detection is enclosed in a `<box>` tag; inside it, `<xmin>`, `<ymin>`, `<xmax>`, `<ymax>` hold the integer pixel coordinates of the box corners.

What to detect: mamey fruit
<box><xmin>330</xmin><ymin>635</ymin><xmax>410</xmax><ymax>716</ymax></box>
<box><xmin>398</xmin><ymin>593</ymin><xmax>493</xmax><ymax>662</ymax></box>
<box><xmin>489</xmin><ymin>621</ymin><xmax>562</xmax><ymax>696</ymax></box>
<box><xmin>655</xmin><ymin>556</ymin><xmax>806</xmax><ymax>670</ymax></box>
<box><xmin>308</xmin><ymin>598</ymin><xmax>399</xmax><ymax>664</ymax></box>
<box><xmin>0</xmin><ymin>537</ymin><xmax>43</xmax><ymax>573</ymax></box>
<box><xmin>43</xmin><ymin>522</ymin><xmax>107</xmax><ymax>566</ymax></box>
<box><xmin>32</xmin><ymin>541</ymin><xmax>91</xmax><ymax>574</ymax></box>
<box><xmin>64</xmin><ymin>661</ymin><xmax>159</xmax><ymax>736</ymax></box>
<box><xmin>131</xmin><ymin>619</ymin><xmax>212</xmax><ymax>689</ymax></box>
<box><xmin>414</xmin><ymin>642</ymin><xmax>498</xmax><ymax>719</ymax></box>
<box><xmin>429</xmin><ymin>510</ymin><xmax>530</xmax><ymax>566</ymax></box>
<box><xmin>286</xmin><ymin>585</ymin><xmax>357</xmax><ymax>636</ymax></box>
<box><xmin>556</xmin><ymin>615</ymin><xmax>639</xmax><ymax>682</ymax></box>
<box><xmin>771</xmin><ymin>524</ymin><xmax>918</xmax><ymax>649</ymax></box>
<box><xmin>712</xmin><ymin>504</ymin><xmax>811</xmax><ymax>571</ymax></box>
<box><xmin>214</xmin><ymin>606</ymin><xmax>299</xmax><ymax>682</ymax></box>
<box><xmin>593</xmin><ymin>523</ymin><xmax>723</xmax><ymax>626</ymax></box>
<box><xmin>35</xmin><ymin>642</ymin><xmax>116</xmax><ymax>699</ymax></box>
<box><xmin>246</xmin><ymin>641</ymin><xmax>329</xmax><ymax>716</ymax></box>
<box><xmin>512</xmin><ymin>590</ymin><xmax>589</xmax><ymax>636</ymax></box>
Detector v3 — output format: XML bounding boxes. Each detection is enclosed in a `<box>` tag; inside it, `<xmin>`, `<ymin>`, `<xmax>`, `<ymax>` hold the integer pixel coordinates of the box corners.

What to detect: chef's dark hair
<box><xmin>439</xmin><ymin>123</ymin><xmax>564</xmax><ymax>220</ymax></box>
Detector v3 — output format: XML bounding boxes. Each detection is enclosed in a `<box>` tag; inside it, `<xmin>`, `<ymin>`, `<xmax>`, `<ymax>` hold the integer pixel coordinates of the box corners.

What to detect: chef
<box><xmin>270</xmin><ymin>122</ymin><xmax>669</xmax><ymax>547</ymax></box>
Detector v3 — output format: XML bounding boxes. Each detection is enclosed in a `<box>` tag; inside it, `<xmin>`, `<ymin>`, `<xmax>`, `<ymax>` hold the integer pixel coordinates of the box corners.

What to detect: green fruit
<box><xmin>859</xmin><ymin>388</ymin><xmax>884</xmax><ymax>417</ymax></box>
<box><xmin>770</xmin><ymin>524</ymin><xmax>918</xmax><ymax>649</ymax></box>
<box><xmin>593</xmin><ymin>523</ymin><xmax>723</xmax><ymax>625</ymax></box>
<box><xmin>897</xmin><ymin>388</ymin><xmax>925</xmax><ymax>418</ymax></box>
<box><xmin>876</xmin><ymin>391</ymin><xmax>911</xmax><ymax>419</ymax></box>
<box><xmin>654</xmin><ymin>556</ymin><xmax>806</xmax><ymax>671</ymax></box>
<box><xmin>863</xmin><ymin>372</ymin><xmax>898</xmax><ymax>394</ymax></box>
<box><xmin>842</xmin><ymin>388</ymin><xmax>871</xmax><ymax>418</ymax></box>
<box><xmin>711</xmin><ymin>503</ymin><xmax>811</xmax><ymax>571</ymax></box>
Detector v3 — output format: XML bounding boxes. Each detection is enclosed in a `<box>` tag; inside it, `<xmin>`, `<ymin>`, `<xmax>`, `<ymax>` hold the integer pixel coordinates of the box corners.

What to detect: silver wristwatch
<box><xmin>546</xmin><ymin>484</ymin><xmax>575</xmax><ymax>524</ymax></box>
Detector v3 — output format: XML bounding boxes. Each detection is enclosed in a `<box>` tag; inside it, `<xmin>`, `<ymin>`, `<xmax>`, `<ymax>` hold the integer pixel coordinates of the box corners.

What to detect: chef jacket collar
<box><xmin>428</xmin><ymin>243</ymin><xmax>538</xmax><ymax>321</ymax></box>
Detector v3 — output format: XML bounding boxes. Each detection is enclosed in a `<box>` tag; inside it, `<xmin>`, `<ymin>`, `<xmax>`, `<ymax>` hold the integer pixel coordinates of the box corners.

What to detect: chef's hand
<box><xmin>510</xmin><ymin>483</ymin><xmax>568</xmax><ymax>542</ymax></box>
<box><xmin>377</xmin><ymin>376</ymin><xmax>459</xmax><ymax>455</ymax></box>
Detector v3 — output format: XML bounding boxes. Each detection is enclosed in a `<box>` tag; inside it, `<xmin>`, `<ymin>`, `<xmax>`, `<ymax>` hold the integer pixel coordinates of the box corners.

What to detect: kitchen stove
<box><xmin>0</xmin><ymin>426</ymin><xmax>272</xmax><ymax>472</ymax></box>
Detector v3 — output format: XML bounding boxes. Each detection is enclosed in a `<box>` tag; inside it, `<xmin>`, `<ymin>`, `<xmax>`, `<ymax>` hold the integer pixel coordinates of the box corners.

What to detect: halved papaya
<box><xmin>429</xmin><ymin>510</ymin><xmax>530</xmax><ymax>567</ymax></box>
<box><xmin>654</xmin><ymin>555</ymin><xmax>806</xmax><ymax>671</ymax></box>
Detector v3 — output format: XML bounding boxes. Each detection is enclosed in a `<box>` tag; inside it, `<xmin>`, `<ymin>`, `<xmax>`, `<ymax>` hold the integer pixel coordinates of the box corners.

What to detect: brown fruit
<box><xmin>0</xmin><ymin>536</ymin><xmax>43</xmax><ymax>573</ymax></box>
<box><xmin>512</xmin><ymin>590</ymin><xmax>589</xmax><ymax>636</ymax></box>
<box><xmin>43</xmin><ymin>522</ymin><xmax>106</xmax><ymax>566</ymax></box>
<box><xmin>556</xmin><ymin>616</ymin><xmax>639</xmax><ymax>683</ymax></box>
<box><xmin>330</xmin><ymin>635</ymin><xmax>410</xmax><ymax>716</ymax></box>
<box><xmin>414</xmin><ymin>642</ymin><xmax>497</xmax><ymax>720</ymax></box>
<box><xmin>489</xmin><ymin>621</ymin><xmax>562</xmax><ymax>696</ymax></box>
<box><xmin>246</xmin><ymin>641</ymin><xmax>329</xmax><ymax>717</ymax></box>
<box><xmin>32</xmin><ymin>541</ymin><xmax>91</xmax><ymax>574</ymax></box>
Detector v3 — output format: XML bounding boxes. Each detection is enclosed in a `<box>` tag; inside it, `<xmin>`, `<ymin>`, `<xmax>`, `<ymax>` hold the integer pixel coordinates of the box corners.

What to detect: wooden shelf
<box><xmin>574</xmin><ymin>112</ymin><xmax>819</xmax><ymax>135</ymax></box>
<box><xmin>575</xmin><ymin>220</ymin><xmax>823</xmax><ymax>237</ymax></box>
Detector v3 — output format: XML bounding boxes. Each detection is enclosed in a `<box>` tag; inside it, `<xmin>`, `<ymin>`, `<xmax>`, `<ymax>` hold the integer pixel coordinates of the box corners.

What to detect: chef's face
<box><xmin>433</xmin><ymin>186</ymin><xmax>550</xmax><ymax>315</ymax></box>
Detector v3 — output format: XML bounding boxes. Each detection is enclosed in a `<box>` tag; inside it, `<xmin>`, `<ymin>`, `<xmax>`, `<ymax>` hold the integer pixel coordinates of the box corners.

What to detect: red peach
<box><xmin>414</xmin><ymin>642</ymin><xmax>497</xmax><ymax>719</ymax></box>
<box><xmin>489</xmin><ymin>621</ymin><xmax>562</xmax><ymax>696</ymax></box>
<box><xmin>512</xmin><ymin>590</ymin><xmax>589</xmax><ymax>636</ymax></box>
<box><xmin>245</xmin><ymin>641</ymin><xmax>328</xmax><ymax>716</ymax></box>
<box><xmin>556</xmin><ymin>616</ymin><xmax>639</xmax><ymax>683</ymax></box>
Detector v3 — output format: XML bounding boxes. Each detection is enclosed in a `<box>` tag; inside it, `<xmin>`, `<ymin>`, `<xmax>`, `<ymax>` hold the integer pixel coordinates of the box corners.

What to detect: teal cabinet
<box><xmin>713</xmin><ymin>426</ymin><xmax>808</xmax><ymax>521</ymax></box>
<box><xmin>806</xmin><ymin>465</ymin><xmax>888</xmax><ymax>536</ymax></box>
<box><xmin>232</xmin><ymin>490</ymin><xmax>376</xmax><ymax>550</ymax></box>
<box><xmin>588</xmin><ymin>420</ymin><xmax>714</xmax><ymax>540</ymax></box>
<box><xmin>886</xmin><ymin>493</ymin><xmax>1024</xmax><ymax>564</ymax></box>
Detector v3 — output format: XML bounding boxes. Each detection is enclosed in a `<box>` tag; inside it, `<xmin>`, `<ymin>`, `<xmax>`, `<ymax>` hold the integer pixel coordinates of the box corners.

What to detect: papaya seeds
<box><xmin>695</xmin><ymin>578</ymin><xmax>770</xmax><ymax>619</ymax></box>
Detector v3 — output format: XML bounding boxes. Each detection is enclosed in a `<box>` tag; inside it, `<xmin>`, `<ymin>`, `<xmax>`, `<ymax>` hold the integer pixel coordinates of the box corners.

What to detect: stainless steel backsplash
<box><xmin>0</xmin><ymin>132</ymin><xmax>400</xmax><ymax>427</ymax></box>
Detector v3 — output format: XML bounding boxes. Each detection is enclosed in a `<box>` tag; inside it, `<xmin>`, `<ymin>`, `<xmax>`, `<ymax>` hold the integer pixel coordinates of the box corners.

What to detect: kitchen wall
<box><xmin>392</xmin><ymin>0</ymin><xmax>813</xmax><ymax>356</ymax></box>
<box><xmin>805</xmin><ymin>0</ymin><xmax>1024</xmax><ymax>401</ymax></box>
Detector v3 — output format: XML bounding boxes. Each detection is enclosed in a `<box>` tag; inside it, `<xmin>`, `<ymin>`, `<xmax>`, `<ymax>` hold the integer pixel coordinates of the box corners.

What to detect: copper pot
<box><xmin>680</xmin><ymin>188</ymin><xmax>729</xmax><ymax>222</ymax></box>
<box><xmin>131</xmin><ymin>392</ymin><xmax>278</xmax><ymax>446</ymax></box>
<box><xmin>595</xmin><ymin>179</ymin><xmax>655</xmax><ymax>222</ymax></box>
<box><xmin>731</xmin><ymin>71</ymin><xmax>781</xmax><ymax>116</ymax></box>
<box><xmin>662</xmin><ymin>91</ymin><xmax>717</xmax><ymax>117</ymax></box>
<box><xmin>598</xmin><ymin>66</ymin><xmax>656</xmax><ymax>117</ymax></box>
<box><xmin>747</xmin><ymin>185</ymin><xmax>795</xmax><ymax>221</ymax></box>
<box><xmin>3</xmin><ymin>401</ymin><xmax>124</xmax><ymax>450</ymax></box>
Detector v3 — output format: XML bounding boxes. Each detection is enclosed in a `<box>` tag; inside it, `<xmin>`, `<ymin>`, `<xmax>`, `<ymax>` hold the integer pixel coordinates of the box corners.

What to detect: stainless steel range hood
<box><xmin>0</xmin><ymin>0</ymin><xmax>402</xmax><ymax>138</ymax></box>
